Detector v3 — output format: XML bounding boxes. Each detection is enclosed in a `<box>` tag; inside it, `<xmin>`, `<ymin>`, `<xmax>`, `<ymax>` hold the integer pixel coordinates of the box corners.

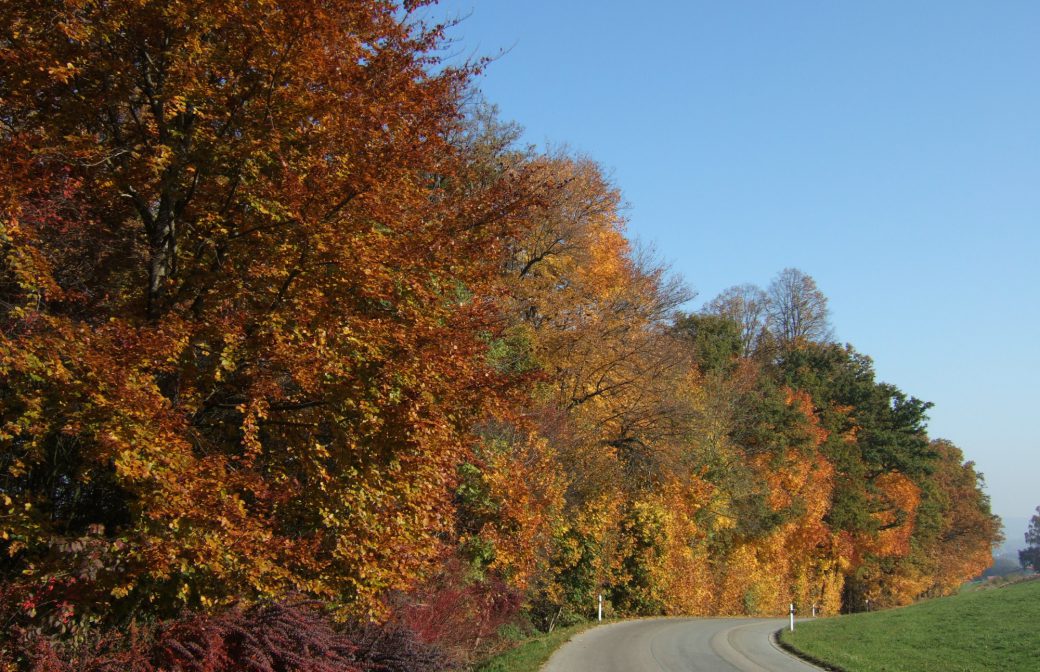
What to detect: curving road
<box><xmin>542</xmin><ymin>618</ymin><xmax>823</xmax><ymax>672</ymax></box>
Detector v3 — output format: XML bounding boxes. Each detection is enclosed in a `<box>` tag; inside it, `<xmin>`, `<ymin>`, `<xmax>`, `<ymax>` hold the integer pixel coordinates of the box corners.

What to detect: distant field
<box><xmin>780</xmin><ymin>579</ymin><xmax>1040</xmax><ymax>672</ymax></box>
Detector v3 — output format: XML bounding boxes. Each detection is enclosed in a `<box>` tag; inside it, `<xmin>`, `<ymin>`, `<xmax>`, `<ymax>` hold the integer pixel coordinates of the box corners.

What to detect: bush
<box><xmin>0</xmin><ymin>595</ymin><xmax>453</xmax><ymax>672</ymax></box>
<box><xmin>344</xmin><ymin>620</ymin><xmax>453</xmax><ymax>672</ymax></box>
<box><xmin>391</xmin><ymin>560</ymin><xmax>524</xmax><ymax>662</ymax></box>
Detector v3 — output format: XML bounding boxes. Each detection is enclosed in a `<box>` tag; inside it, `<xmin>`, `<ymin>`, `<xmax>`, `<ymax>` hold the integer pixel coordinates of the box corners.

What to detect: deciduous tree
<box><xmin>767</xmin><ymin>268</ymin><xmax>833</xmax><ymax>347</ymax></box>
<box><xmin>705</xmin><ymin>284</ymin><xmax>771</xmax><ymax>357</ymax></box>
<box><xmin>0</xmin><ymin>0</ymin><xmax>531</xmax><ymax>624</ymax></box>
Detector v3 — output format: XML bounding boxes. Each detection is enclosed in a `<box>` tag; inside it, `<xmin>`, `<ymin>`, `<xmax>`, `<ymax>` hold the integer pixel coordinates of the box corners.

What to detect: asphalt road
<box><xmin>542</xmin><ymin>618</ymin><xmax>823</xmax><ymax>672</ymax></box>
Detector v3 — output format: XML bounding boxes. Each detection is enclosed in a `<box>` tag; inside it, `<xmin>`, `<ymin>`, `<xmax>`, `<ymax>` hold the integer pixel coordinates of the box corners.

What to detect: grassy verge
<box><xmin>779</xmin><ymin>578</ymin><xmax>1040</xmax><ymax>672</ymax></box>
<box><xmin>470</xmin><ymin>623</ymin><xmax>592</xmax><ymax>672</ymax></box>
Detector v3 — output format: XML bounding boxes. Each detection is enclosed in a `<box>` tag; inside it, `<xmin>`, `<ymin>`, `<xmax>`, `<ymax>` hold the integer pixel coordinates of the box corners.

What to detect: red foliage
<box><xmin>343</xmin><ymin>620</ymin><xmax>454</xmax><ymax>672</ymax></box>
<box><xmin>393</xmin><ymin>560</ymin><xmax>523</xmax><ymax>660</ymax></box>
<box><xmin>157</xmin><ymin>600</ymin><xmax>363</xmax><ymax>672</ymax></box>
<box><xmin>0</xmin><ymin>596</ymin><xmax>452</xmax><ymax>672</ymax></box>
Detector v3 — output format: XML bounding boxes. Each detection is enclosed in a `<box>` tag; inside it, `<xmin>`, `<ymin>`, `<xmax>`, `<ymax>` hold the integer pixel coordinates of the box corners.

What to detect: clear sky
<box><xmin>422</xmin><ymin>1</ymin><xmax>1040</xmax><ymax>546</ymax></box>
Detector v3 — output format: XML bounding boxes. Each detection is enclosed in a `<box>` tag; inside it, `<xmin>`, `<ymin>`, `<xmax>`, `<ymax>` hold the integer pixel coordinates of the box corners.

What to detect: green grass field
<box><xmin>780</xmin><ymin>578</ymin><xmax>1040</xmax><ymax>672</ymax></box>
<box><xmin>470</xmin><ymin>623</ymin><xmax>590</xmax><ymax>672</ymax></box>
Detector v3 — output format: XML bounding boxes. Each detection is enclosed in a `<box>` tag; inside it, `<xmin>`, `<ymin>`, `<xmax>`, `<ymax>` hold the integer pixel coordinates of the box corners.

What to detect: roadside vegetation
<box><xmin>780</xmin><ymin>578</ymin><xmax>1040</xmax><ymax>672</ymax></box>
<box><xmin>470</xmin><ymin>624</ymin><xmax>590</xmax><ymax>672</ymax></box>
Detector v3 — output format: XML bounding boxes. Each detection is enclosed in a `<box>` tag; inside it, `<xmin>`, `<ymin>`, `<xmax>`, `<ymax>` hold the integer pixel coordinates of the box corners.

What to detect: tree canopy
<box><xmin>0</xmin><ymin>1</ymin><xmax>1003</xmax><ymax>667</ymax></box>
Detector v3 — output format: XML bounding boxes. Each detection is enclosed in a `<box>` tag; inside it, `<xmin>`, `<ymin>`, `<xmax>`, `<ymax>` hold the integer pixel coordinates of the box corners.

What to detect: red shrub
<box><xmin>157</xmin><ymin>599</ymin><xmax>363</xmax><ymax>672</ymax></box>
<box><xmin>0</xmin><ymin>594</ymin><xmax>453</xmax><ymax>672</ymax></box>
<box><xmin>344</xmin><ymin>620</ymin><xmax>453</xmax><ymax>672</ymax></box>
<box><xmin>393</xmin><ymin>560</ymin><xmax>524</xmax><ymax>661</ymax></box>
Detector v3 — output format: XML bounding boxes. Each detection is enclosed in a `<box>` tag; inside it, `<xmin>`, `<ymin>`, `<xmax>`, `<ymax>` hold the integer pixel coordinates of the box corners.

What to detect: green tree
<box><xmin>673</xmin><ymin>312</ymin><xmax>743</xmax><ymax>374</ymax></box>
<box><xmin>1019</xmin><ymin>507</ymin><xmax>1040</xmax><ymax>571</ymax></box>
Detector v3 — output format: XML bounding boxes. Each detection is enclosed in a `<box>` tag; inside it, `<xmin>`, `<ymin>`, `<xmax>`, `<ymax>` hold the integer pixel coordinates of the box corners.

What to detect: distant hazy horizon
<box><xmin>997</xmin><ymin>517</ymin><xmax>1031</xmax><ymax>558</ymax></box>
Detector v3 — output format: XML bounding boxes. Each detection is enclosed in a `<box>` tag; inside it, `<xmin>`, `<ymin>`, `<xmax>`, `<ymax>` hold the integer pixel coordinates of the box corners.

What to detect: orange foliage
<box><xmin>655</xmin><ymin>477</ymin><xmax>716</xmax><ymax>615</ymax></box>
<box><xmin>870</xmin><ymin>472</ymin><xmax>922</xmax><ymax>558</ymax></box>
<box><xmin>0</xmin><ymin>0</ymin><xmax>533</xmax><ymax>621</ymax></box>
<box><xmin>0</xmin><ymin>1</ymin><xmax>1004</xmax><ymax>637</ymax></box>
<box><xmin>458</xmin><ymin>431</ymin><xmax>565</xmax><ymax>589</ymax></box>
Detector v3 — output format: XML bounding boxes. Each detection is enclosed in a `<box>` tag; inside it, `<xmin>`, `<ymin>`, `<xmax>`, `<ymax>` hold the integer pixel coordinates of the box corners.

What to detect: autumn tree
<box><xmin>0</xmin><ymin>0</ymin><xmax>543</xmax><ymax>628</ymax></box>
<box><xmin>0</xmin><ymin>0</ymin><xmax>1005</xmax><ymax>639</ymax></box>
<box><xmin>501</xmin><ymin>157</ymin><xmax>694</xmax><ymax>493</ymax></box>
<box><xmin>779</xmin><ymin>345</ymin><xmax>933</xmax><ymax>509</ymax></box>
<box><xmin>900</xmin><ymin>440</ymin><xmax>1002</xmax><ymax>598</ymax></box>
<box><xmin>776</xmin><ymin>342</ymin><xmax>937</xmax><ymax>608</ymax></box>
<box><xmin>487</xmin><ymin>154</ymin><xmax>704</xmax><ymax>623</ymax></box>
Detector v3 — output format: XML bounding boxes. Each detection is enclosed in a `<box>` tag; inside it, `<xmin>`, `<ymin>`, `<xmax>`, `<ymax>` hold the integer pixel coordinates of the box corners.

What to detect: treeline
<box><xmin>0</xmin><ymin>0</ymin><xmax>1000</xmax><ymax>668</ymax></box>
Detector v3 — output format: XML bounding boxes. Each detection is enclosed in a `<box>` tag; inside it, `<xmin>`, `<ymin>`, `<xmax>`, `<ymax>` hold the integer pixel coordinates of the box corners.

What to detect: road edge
<box><xmin>540</xmin><ymin>618</ymin><xmax>675</xmax><ymax>671</ymax></box>
<box><xmin>771</xmin><ymin>629</ymin><xmax>848</xmax><ymax>672</ymax></box>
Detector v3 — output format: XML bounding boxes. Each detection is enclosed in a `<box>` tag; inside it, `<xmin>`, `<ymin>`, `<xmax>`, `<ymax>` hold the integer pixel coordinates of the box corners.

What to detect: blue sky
<box><xmin>422</xmin><ymin>1</ymin><xmax>1040</xmax><ymax>547</ymax></box>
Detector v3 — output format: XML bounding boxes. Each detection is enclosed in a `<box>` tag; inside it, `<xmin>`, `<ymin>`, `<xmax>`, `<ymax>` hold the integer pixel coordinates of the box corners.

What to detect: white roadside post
<box><xmin>789</xmin><ymin>603</ymin><xmax>795</xmax><ymax>632</ymax></box>
<box><xmin>598</xmin><ymin>594</ymin><xmax>603</xmax><ymax>622</ymax></box>
<box><xmin>812</xmin><ymin>603</ymin><xmax>817</xmax><ymax>618</ymax></box>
